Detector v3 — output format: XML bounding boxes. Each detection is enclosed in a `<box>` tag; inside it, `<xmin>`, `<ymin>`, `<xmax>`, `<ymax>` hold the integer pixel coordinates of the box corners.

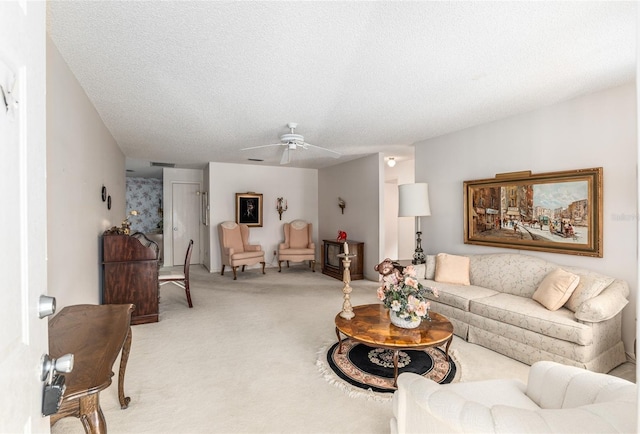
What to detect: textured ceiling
<box><xmin>47</xmin><ymin>1</ymin><xmax>636</xmax><ymax>174</ymax></box>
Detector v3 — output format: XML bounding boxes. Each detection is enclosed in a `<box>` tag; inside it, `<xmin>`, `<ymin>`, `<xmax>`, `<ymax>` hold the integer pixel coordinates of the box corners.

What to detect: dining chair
<box><xmin>158</xmin><ymin>239</ymin><xmax>194</xmax><ymax>308</ymax></box>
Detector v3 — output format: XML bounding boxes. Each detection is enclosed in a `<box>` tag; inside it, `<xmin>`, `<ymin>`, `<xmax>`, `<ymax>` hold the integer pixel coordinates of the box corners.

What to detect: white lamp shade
<box><xmin>398</xmin><ymin>183</ymin><xmax>431</xmax><ymax>217</ymax></box>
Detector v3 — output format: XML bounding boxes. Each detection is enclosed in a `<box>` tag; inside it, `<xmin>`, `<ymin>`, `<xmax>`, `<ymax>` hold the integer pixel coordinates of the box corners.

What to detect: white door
<box><xmin>171</xmin><ymin>183</ymin><xmax>200</xmax><ymax>265</ymax></box>
<box><xmin>0</xmin><ymin>1</ymin><xmax>50</xmax><ymax>432</ymax></box>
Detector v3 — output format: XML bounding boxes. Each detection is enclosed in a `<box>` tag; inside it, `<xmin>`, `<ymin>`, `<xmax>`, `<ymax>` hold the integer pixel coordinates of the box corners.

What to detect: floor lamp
<box><xmin>398</xmin><ymin>183</ymin><xmax>431</xmax><ymax>264</ymax></box>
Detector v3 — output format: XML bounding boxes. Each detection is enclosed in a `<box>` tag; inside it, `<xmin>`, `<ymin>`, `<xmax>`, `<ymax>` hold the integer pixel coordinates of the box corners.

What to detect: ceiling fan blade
<box><xmin>280</xmin><ymin>147</ymin><xmax>290</xmax><ymax>165</ymax></box>
<box><xmin>241</xmin><ymin>143</ymin><xmax>283</xmax><ymax>151</ymax></box>
<box><xmin>304</xmin><ymin>142</ymin><xmax>342</xmax><ymax>158</ymax></box>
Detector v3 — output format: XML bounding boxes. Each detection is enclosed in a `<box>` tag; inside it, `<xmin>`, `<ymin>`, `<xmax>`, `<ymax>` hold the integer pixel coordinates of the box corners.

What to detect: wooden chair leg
<box><xmin>242</xmin><ymin>265</ymin><xmax>246</xmax><ymax>272</ymax></box>
<box><xmin>261</xmin><ymin>262</ymin><xmax>266</xmax><ymax>274</ymax></box>
<box><xmin>311</xmin><ymin>260</ymin><xmax>316</xmax><ymax>272</ymax></box>
<box><xmin>287</xmin><ymin>261</ymin><xmax>290</xmax><ymax>268</ymax></box>
<box><xmin>278</xmin><ymin>260</ymin><xmax>282</xmax><ymax>272</ymax></box>
<box><xmin>221</xmin><ymin>265</ymin><xmax>225</xmax><ymax>276</ymax></box>
<box><xmin>185</xmin><ymin>281</ymin><xmax>193</xmax><ymax>308</ymax></box>
<box><xmin>232</xmin><ymin>266</ymin><xmax>238</xmax><ymax>280</ymax></box>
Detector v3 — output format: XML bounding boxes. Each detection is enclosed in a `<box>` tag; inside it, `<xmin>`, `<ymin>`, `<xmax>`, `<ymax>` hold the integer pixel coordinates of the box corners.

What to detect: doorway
<box><xmin>171</xmin><ymin>182</ymin><xmax>201</xmax><ymax>265</ymax></box>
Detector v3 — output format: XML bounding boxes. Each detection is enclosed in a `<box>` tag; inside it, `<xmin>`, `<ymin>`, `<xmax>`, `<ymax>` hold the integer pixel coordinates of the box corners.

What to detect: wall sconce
<box><xmin>338</xmin><ymin>197</ymin><xmax>346</xmax><ymax>214</ymax></box>
<box><xmin>276</xmin><ymin>197</ymin><xmax>288</xmax><ymax>220</ymax></box>
<box><xmin>387</xmin><ymin>157</ymin><xmax>396</xmax><ymax>167</ymax></box>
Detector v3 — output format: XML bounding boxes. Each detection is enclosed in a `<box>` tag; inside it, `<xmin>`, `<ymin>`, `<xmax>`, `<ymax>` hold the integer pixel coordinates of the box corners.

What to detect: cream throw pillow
<box><xmin>435</xmin><ymin>253</ymin><xmax>470</xmax><ymax>285</ymax></box>
<box><xmin>564</xmin><ymin>274</ymin><xmax>614</xmax><ymax>312</ymax></box>
<box><xmin>533</xmin><ymin>268</ymin><xmax>580</xmax><ymax>311</ymax></box>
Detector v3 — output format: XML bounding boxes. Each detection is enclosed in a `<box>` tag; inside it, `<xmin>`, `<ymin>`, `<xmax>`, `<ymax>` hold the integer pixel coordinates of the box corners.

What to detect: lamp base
<box><xmin>412</xmin><ymin>230</ymin><xmax>426</xmax><ymax>264</ymax></box>
<box><xmin>412</xmin><ymin>252</ymin><xmax>426</xmax><ymax>265</ymax></box>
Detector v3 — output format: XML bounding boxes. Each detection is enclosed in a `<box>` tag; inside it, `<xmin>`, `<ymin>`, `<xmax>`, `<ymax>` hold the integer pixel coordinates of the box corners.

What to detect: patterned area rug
<box><xmin>317</xmin><ymin>338</ymin><xmax>459</xmax><ymax>401</ymax></box>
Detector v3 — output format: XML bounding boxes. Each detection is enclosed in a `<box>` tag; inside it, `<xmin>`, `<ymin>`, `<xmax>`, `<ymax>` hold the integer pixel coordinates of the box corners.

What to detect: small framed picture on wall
<box><xmin>236</xmin><ymin>192</ymin><xmax>263</xmax><ymax>227</ymax></box>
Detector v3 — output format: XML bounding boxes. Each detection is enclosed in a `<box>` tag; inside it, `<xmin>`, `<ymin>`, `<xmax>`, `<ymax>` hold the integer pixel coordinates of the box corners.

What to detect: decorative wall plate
<box><xmin>102</xmin><ymin>185</ymin><xmax>107</xmax><ymax>201</ymax></box>
<box><xmin>107</xmin><ymin>195</ymin><xmax>112</xmax><ymax>210</ymax></box>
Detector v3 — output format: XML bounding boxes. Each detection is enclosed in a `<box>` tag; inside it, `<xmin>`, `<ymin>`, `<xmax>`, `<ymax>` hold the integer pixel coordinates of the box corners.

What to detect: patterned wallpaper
<box><xmin>126</xmin><ymin>177</ymin><xmax>163</xmax><ymax>233</ymax></box>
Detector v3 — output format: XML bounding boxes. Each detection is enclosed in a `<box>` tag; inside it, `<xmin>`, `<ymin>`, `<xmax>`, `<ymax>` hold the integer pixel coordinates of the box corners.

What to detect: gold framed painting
<box><xmin>236</xmin><ymin>192</ymin><xmax>263</xmax><ymax>227</ymax></box>
<box><xmin>463</xmin><ymin>168</ymin><xmax>603</xmax><ymax>257</ymax></box>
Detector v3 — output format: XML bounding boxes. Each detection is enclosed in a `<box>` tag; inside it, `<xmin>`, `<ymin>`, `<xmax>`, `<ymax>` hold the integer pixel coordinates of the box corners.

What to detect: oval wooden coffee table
<box><xmin>334</xmin><ymin>303</ymin><xmax>454</xmax><ymax>387</ymax></box>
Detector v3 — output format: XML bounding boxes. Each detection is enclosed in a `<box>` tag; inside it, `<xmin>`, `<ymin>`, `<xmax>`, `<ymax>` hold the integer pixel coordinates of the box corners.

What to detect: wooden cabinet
<box><xmin>321</xmin><ymin>239</ymin><xmax>364</xmax><ymax>280</ymax></box>
<box><xmin>102</xmin><ymin>233</ymin><xmax>159</xmax><ymax>325</ymax></box>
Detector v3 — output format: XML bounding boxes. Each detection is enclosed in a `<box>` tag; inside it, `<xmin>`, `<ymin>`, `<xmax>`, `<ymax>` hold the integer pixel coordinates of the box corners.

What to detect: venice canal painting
<box><xmin>464</xmin><ymin>168</ymin><xmax>602</xmax><ymax>257</ymax></box>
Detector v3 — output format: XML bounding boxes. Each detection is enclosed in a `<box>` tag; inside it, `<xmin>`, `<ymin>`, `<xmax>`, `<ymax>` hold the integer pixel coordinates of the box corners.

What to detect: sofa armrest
<box><xmin>574</xmin><ymin>280</ymin><xmax>629</xmax><ymax>322</ymax></box>
<box><xmin>278</xmin><ymin>243</ymin><xmax>289</xmax><ymax>250</ymax></box>
<box><xmin>308</xmin><ymin>242</ymin><xmax>315</xmax><ymax>250</ymax></box>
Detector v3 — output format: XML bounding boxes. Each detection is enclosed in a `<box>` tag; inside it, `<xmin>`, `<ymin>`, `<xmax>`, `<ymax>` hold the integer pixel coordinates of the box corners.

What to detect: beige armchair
<box><xmin>278</xmin><ymin>220</ymin><xmax>316</xmax><ymax>272</ymax></box>
<box><xmin>218</xmin><ymin>221</ymin><xmax>265</xmax><ymax>280</ymax></box>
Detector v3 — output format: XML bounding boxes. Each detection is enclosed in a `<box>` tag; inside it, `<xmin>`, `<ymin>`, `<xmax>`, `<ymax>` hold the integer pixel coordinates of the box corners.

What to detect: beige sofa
<box><xmin>391</xmin><ymin>360</ymin><xmax>637</xmax><ymax>433</ymax></box>
<box><xmin>415</xmin><ymin>253</ymin><xmax>629</xmax><ymax>373</ymax></box>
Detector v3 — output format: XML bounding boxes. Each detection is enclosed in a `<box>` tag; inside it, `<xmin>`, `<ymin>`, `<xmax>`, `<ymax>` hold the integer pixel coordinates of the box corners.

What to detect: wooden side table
<box><xmin>49</xmin><ymin>304</ymin><xmax>134</xmax><ymax>433</ymax></box>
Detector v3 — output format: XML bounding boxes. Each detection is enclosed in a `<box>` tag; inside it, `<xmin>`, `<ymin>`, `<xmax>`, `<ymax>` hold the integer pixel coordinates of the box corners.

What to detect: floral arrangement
<box><xmin>376</xmin><ymin>262</ymin><xmax>438</xmax><ymax>323</ymax></box>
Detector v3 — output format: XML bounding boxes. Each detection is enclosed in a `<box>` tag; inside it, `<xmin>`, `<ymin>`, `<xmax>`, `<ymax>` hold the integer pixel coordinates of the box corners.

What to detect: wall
<box><xmin>415</xmin><ymin>83</ymin><xmax>637</xmax><ymax>357</ymax></box>
<box><xmin>47</xmin><ymin>37</ymin><xmax>125</xmax><ymax>308</ymax></box>
<box><xmin>126</xmin><ymin>177</ymin><xmax>163</xmax><ymax>233</ymax></box>
<box><xmin>384</xmin><ymin>159</ymin><xmax>416</xmax><ymax>260</ymax></box>
<box><xmin>207</xmin><ymin>162</ymin><xmax>318</xmax><ymax>273</ymax></box>
<box><xmin>319</xmin><ymin>154</ymin><xmax>383</xmax><ymax>281</ymax></box>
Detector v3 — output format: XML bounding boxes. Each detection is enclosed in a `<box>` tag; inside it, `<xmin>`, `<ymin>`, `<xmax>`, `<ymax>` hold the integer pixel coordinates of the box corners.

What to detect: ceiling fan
<box><xmin>242</xmin><ymin>123</ymin><xmax>341</xmax><ymax>165</ymax></box>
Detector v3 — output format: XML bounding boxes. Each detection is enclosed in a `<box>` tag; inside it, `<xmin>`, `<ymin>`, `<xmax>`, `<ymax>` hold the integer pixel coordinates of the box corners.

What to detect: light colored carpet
<box><xmin>51</xmin><ymin>265</ymin><xmax>533</xmax><ymax>434</ymax></box>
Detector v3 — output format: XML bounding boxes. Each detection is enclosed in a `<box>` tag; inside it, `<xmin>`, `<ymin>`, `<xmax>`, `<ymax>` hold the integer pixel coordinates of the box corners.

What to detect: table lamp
<box><xmin>398</xmin><ymin>183</ymin><xmax>431</xmax><ymax>264</ymax></box>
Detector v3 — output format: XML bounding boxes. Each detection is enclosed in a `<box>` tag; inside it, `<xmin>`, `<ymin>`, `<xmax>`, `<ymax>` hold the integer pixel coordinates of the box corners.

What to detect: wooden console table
<box><xmin>49</xmin><ymin>304</ymin><xmax>134</xmax><ymax>433</ymax></box>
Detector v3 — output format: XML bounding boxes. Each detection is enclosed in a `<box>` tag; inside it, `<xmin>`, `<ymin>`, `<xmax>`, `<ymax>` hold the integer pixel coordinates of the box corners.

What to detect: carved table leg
<box><xmin>118</xmin><ymin>326</ymin><xmax>132</xmax><ymax>409</ymax></box>
<box><xmin>79</xmin><ymin>394</ymin><xmax>106</xmax><ymax>434</ymax></box>
<box><xmin>335</xmin><ymin>327</ymin><xmax>343</xmax><ymax>354</ymax></box>
<box><xmin>444</xmin><ymin>335</ymin><xmax>453</xmax><ymax>362</ymax></box>
<box><xmin>393</xmin><ymin>350</ymin><xmax>400</xmax><ymax>388</ymax></box>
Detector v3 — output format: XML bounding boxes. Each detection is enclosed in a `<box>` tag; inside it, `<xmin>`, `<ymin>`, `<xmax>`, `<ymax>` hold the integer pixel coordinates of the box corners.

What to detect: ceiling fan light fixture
<box><xmin>387</xmin><ymin>157</ymin><xmax>396</xmax><ymax>167</ymax></box>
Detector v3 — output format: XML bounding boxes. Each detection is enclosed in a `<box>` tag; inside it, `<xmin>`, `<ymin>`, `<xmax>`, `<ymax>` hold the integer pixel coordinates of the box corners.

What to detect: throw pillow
<box><xmin>425</xmin><ymin>255</ymin><xmax>436</xmax><ymax>280</ymax></box>
<box><xmin>412</xmin><ymin>263</ymin><xmax>427</xmax><ymax>279</ymax></box>
<box><xmin>435</xmin><ymin>253</ymin><xmax>470</xmax><ymax>285</ymax></box>
<box><xmin>564</xmin><ymin>274</ymin><xmax>615</xmax><ymax>312</ymax></box>
<box><xmin>532</xmin><ymin>268</ymin><xmax>580</xmax><ymax>311</ymax></box>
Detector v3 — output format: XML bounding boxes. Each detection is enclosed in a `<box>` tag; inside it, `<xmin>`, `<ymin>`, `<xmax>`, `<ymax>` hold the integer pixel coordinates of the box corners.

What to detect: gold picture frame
<box><xmin>236</xmin><ymin>192</ymin><xmax>263</xmax><ymax>227</ymax></box>
<box><xmin>463</xmin><ymin>168</ymin><xmax>603</xmax><ymax>257</ymax></box>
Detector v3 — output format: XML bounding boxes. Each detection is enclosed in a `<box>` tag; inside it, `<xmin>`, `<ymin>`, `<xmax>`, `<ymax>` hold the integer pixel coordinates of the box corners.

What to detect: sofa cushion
<box><xmin>469</xmin><ymin>254</ymin><xmax>557</xmax><ymax>297</ymax></box>
<box><xmin>564</xmin><ymin>274</ymin><xmax>615</xmax><ymax>313</ymax></box>
<box><xmin>532</xmin><ymin>269</ymin><xmax>580</xmax><ymax>311</ymax></box>
<box><xmin>435</xmin><ymin>253</ymin><xmax>470</xmax><ymax>285</ymax></box>
<box><xmin>470</xmin><ymin>293</ymin><xmax>592</xmax><ymax>345</ymax></box>
<box><xmin>425</xmin><ymin>255</ymin><xmax>436</xmax><ymax>279</ymax></box>
<box><xmin>423</xmin><ymin>280</ymin><xmax>499</xmax><ymax>311</ymax></box>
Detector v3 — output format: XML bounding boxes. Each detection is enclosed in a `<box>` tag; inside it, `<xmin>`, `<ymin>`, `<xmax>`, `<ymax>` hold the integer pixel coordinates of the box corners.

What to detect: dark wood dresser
<box><xmin>102</xmin><ymin>233</ymin><xmax>159</xmax><ymax>325</ymax></box>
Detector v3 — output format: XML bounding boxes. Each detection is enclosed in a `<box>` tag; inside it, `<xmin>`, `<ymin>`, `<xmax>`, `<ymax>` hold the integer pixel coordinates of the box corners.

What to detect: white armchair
<box><xmin>391</xmin><ymin>360</ymin><xmax>636</xmax><ymax>433</ymax></box>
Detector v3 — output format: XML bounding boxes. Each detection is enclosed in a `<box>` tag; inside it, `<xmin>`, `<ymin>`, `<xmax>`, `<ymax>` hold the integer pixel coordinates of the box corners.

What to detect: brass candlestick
<box><xmin>337</xmin><ymin>251</ymin><xmax>357</xmax><ymax>319</ymax></box>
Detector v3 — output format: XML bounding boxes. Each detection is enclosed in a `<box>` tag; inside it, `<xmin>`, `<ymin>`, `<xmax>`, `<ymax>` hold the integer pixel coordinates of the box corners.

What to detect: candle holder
<box><xmin>276</xmin><ymin>197</ymin><xmax>288</xmax><ymax>220</ymax></box>
<box><xmin>337</xmin><ymin>251</ymin><xmax>357</xmax><ymax>319</ymax></box>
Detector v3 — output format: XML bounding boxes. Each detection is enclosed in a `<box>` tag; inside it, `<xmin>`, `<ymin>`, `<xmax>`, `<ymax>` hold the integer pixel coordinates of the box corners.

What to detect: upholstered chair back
<box><xmin>287</xmin><ymin>220</ymin><xmax>312</xmax><ymax>249</ymax></box>
<box><xmin>220</xmin><ymin>221</ymin><xmax>244</xmax><ymax>252</ymax></box>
